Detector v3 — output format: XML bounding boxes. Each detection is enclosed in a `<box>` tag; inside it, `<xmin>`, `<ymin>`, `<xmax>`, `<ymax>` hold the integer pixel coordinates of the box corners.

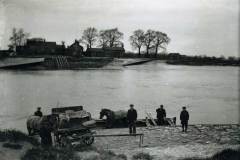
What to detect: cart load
<box><xmin>52</xmin><ymin>106</ymin><xmax>96</xmax><ymax>129</ymax></box>
<box><xmin>52</xmin><ymin>106</ymin><xmax>96</xmax><ymax>147</ymax></box>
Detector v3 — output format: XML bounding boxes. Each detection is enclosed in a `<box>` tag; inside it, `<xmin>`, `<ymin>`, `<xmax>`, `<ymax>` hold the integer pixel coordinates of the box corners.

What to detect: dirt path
<box><xmin>92</xmin><ymin>124</ymin><xmax>240</xmax><ymax>159</ymax></box>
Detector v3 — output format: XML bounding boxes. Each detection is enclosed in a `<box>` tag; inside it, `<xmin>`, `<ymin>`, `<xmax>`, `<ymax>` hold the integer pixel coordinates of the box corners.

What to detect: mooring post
<box><xmin>139</xmin><ymin>135</ymin><xmax>141</xmax><ymax>147</ymax></box>
<box><xmin>139</xmin><ymin>134</ymin><xmax>144</xmax><ymax>147</ymax></box>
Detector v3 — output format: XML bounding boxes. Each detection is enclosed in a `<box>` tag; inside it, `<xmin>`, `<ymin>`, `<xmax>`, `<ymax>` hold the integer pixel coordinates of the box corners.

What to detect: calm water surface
<box><xmin>0</xmin><ymin>60</ymin><xmax>239</xmax><ymax>131</ymax></box>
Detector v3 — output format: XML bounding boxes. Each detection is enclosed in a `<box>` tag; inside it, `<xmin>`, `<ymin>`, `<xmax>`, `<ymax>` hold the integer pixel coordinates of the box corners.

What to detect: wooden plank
<box><xmin>166</xmin><ymin>118</ymin><xmax>174</xmax><ymax>126</ymax></box>
<box><xmin>145</xmin><ymin>117</ymin><xmax>153</xmax><ymax>127</ymax></box>
<box><xmin>146</xmin><ymin>112</ymin><xmax>157</xmax><ymax>126</ymax></box>
<box><xmin>92</xmin><ymin>133</ymin><xmax>143</xmax><ymax>137</ymax></box>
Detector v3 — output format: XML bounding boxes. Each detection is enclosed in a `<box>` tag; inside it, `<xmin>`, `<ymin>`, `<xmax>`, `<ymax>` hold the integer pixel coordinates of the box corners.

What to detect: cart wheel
<box><xmin>60</xmin><ymin>136</ymin><xmax>71</xmax><ymax>148</ymax></box>
<box><xmin>83</xmin><ymin>136</ymin><xmax>94</xmax><ymax>145</ymax></box>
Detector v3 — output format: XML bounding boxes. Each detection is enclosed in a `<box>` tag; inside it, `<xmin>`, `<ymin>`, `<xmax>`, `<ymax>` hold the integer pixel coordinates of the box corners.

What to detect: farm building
<box><xmin>85</xmin><ymin>47</ymin><xmax>125</xmax><ymax>57</ymax></box>
<box><xmin>16</xmin><ymin>38</ymin><xmax>84</xmax><ymax>57</ymax></box>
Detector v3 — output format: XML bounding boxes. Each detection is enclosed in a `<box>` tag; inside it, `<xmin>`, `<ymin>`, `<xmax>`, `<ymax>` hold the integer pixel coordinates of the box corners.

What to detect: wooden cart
<box><xmin>51</xmin><ymin>106</ymin><xmax>96</xmax><ymax>147</ymax></box>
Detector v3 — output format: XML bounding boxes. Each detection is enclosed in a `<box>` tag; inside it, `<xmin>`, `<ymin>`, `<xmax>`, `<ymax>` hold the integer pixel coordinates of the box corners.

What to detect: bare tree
<box><xmin>129</xmin><ymin>29</ymin><xmax>145</xmax><ymax>55</ymax></box>
<box><xmin>153</xmin><ymin>31</ymin><xmax>170</xmax><ymax>56</ymax></box>
<box><xmin>98</xmin><ymin>30</ymin><xmax>109</xmax><ymax>48</ymax></box>
<box><xmin>81</xmin><ymin>27</ymin><xmax>98</xmax><ymax>48</ymax></box>
<box><xmin>98</xmin><ymin>28</ymin><xmax>123</xmax><ymax>47</ymax></box>
<box><xmin>9</xmin><ymin>28</ymin><xmax>29</xmax><ymax>51</ymax></box>
<box><xmin>143</xmin><ymin>29</ymin><xmax>155</xmax><ymax>55</ymax></box>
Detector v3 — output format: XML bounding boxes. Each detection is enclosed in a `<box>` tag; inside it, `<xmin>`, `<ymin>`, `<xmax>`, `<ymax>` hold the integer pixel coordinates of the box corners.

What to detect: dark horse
<box><xmin>100</xmin><ymin>109</ymin><xmax>127</xmax><ymax>128</ymax></box>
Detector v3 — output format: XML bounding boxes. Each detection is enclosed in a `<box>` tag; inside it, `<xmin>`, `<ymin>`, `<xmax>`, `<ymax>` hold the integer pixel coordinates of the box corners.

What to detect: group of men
<box><xmin>126</xmin><ymin>104</ymin><xmax>190</xmax><ymax>134</ymax></box>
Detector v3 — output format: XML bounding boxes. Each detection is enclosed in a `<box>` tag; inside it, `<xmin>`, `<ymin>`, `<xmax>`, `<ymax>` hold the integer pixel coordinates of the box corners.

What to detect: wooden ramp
<box><xmin>0</xmin><ymin>57</ymin><xmax>44</xmax><ymax>68</ymax></box>
<box><xmin>166</xmin><ymin>118</ymin><xmax>176</xmax><ymax>126</ymax></box>
<box><xmin>146</xmin><ymin>112</ymin><xmax>157</xmax><ymax>126</ymax></box>
<box><xmin>123</xmin><ymin>59</ymin><xmax>153</xmax><ymax>66</ymax></box>
<box><xmin>44</xmin><ymin>56</ymin><xmax>69</xmax><ymax>69</ymax></box>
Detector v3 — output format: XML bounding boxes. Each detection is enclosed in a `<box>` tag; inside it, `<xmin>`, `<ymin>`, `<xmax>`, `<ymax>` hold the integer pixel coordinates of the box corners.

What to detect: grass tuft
<box><xmin>132</xmin><ymin>152</ymin><xmax>153</xmax><ymax>160</ymax></box>
<box><xmin>211</xmin><ymin>148</ymin><xmax>240</xmax><ymax>160</ymax></box>
<box><xmin>21</xmin><ymin>147</ymin><xmax>80</xmax><ymax>160</ymax></box>
<box><xmin>117</xmin><ymin>154</ymin><xmax>128</xmax><ymax>160</ymax></box>
<box><xmin>0</xmin><ymin>129</ymin><xmax>39</xmax><ymax>146</ymax></box>
<box><xmin>180</xmin><ymin>148</ymin><xmax>240</xmax><ymax>160</ymax></box>
<box><xmin>2</xmin><ymin>142</ymin><xmax>23</xmax><ymax>150</ymax></box>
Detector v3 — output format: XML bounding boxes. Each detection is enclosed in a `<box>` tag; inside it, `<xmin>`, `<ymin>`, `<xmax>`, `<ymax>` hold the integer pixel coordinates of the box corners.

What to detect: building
<box><xmin>16</xmin><ymin>38</ymin><xmax>84</xmax><ymax>57</ymax></box>
<box><xmin>0</xmin><ymin>50</ymin><xmax>12</xmax><ymax>58</ymax></box>
<box><xmin>16</xmin><ymin>38</ymin><xmax>61</xmax><ymax>56</ymax></box>
<box><xmin>66</xmin><ymin>40</ymin><xmax>84</xmax><ymax>57</ymax></box>
<box><xmin>168</xmin><ymin>53</ymin><xmax>181</xmax><ymax>60</ymax></box>
<box><xmin>85</xmin><ymin>47</ymin><xmax>125</xmax><ymax>57</ymax></box>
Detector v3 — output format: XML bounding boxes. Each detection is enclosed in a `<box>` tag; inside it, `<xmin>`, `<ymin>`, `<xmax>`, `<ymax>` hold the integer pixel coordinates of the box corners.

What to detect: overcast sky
<box><xmin>0</xmin><ymin>0</ymin><xmax>239</xmax><ymax>57</ymax></box>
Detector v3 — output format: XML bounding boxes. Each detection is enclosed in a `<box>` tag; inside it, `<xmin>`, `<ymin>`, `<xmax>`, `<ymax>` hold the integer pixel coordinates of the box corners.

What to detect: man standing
<box><xmin>39</xmin><ymin>122</ymin><xmax>52</xmax><ymax>147</ymax></box>
<box><xmin>156</xmin><ymin>105</ymin><xmax>166</xmax><ymax>125</ymax></box>
<box><xmin>34</xmin><ymin>107</ymin><xmax>43</xmax><ymax>117</ymax></box>
<box><xmin>127</xmin><ymin>104</ymin><xmax>137</xmax><ymax>134</ymax></box>
<box><xmin>180</xmin><ymin>106</ymin><xmax>189</xmax><ymax>132</ymax></box>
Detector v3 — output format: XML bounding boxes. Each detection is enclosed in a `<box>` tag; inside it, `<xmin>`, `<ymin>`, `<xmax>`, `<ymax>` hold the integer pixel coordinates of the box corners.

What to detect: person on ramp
<box><xmin>180</xmin><ymin>106</ymin><xmax>189</xmax><ymax>132</ymax></box>
<box><xmin>127</xmin><ymin>104</ymin><xmax>137</xmax><ymax>134</ymax></box>
<box><xmin>156</xmin><ymin>105</ymin><xmax>166</xmax><ymax>125</ymax></box>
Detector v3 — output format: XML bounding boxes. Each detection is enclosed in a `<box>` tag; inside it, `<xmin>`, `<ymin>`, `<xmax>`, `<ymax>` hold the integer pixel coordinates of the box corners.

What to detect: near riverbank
<box><xmin>93</xmin><ymin>124</ymin><xmax>240</xmax><ymax>159</ymax></box>
<box><xmin>0</xmin><ymin>124</ymin><xmax>239</xmax><ymax>160</ymax></box>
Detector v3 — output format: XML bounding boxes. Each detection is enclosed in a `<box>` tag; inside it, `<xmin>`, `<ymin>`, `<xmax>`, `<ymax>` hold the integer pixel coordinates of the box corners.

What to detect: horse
<box><xmin>26</xmin><ymin>115</ymin><xmax>58</xmax><ymax>136</ymax></box>
<box><xmin>99</xmin><ymin>108</ymin><xmax>127</xmax><ymax>128</ymax></box>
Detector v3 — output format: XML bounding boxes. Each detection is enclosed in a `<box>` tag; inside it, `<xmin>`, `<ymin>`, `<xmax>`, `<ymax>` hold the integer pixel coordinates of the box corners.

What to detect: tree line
<box><xmin>80</xmin><ymin>27</ymin><xmax>170</xmax><ymax>56</ymax></box>
<box><xmin>8</xmin><ymin>27</ymin><xmax>170</xmax><ymax>56</ymax></box>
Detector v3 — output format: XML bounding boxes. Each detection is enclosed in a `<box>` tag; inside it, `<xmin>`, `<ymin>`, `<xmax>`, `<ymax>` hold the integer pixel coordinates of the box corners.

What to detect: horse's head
<box><xmin>100</xmin><ymin>109</ymin><xmax>110</xmax><ymax>119</ymax></box>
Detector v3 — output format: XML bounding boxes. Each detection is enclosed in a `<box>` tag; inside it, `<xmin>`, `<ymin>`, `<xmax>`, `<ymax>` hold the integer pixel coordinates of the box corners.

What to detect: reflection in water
<box><xmin>0</xmin><ymin>61</ymin><xmax>239</xmax><ymax>131</ymax></box>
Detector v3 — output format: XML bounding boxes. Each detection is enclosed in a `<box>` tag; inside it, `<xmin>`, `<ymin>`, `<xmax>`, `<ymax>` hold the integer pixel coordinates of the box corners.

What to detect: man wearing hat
<box><xmin>127</xmin><ymin>104</ymin><xmax>138</xmax><ymax>134</ymax></box>
<box><xmin>180</xmin><ymin>106</ymin><xmax>189</xmax><ymax>132</ymax></box>
<box><xmin>34</xmin><ymin>107</ymin><xmax>43</xmax><ymax>117</ymax></box>
<box><xmin>156</xmin><ymin>105</ymin><xmax>166</xmax><ymax>125</ymax></box>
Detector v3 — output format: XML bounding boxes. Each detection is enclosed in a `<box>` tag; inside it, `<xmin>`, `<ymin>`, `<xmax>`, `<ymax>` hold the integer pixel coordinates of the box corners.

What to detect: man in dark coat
<box><xmin>156</xmin><ymin>105</ymin><xmax>166</xmax><ymax>125</ymax></box>
<box><xmin>180</xmin><ymin>106</ymin><xmax>189</xmax><ymax>132</ymax></box>
<box><xmin>127</xmin><ymin>104</ymin><xmax>137</xmax><ymax>134</ymax></box>
<box><xmin>34</xmin><ymin>107</ymin><xmax>43</xmax><ymax>117</ymax></box>
<box><xmin>39</xmin><ymin>121</ymin><xmax>52</xmax><ymax>147</ymax></box>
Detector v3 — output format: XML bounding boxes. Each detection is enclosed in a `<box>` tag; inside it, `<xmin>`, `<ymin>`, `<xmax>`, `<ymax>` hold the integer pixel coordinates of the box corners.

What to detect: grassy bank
<box><xmin>0</xmin><ymin>129</ymin><xmax>39</xmax><ymax>145</ymax></box>
<box><xmin>0</xmin><ymin>128</ymin><xmax>239</xmax><ymax>160</ymax></box>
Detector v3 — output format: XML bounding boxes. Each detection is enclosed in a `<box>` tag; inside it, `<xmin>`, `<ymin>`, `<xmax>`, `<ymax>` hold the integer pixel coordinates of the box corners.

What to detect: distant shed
<box><xmin>85</xmin><ymin>47</ymin><xmax>125</xmax><ymax>57</ymax></box>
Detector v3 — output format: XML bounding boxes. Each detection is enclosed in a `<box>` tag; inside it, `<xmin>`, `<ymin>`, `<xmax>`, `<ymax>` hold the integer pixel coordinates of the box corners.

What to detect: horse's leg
<box><xmin>110</xmin><ymin>119</ymin><xmax>115</xmax><ymax>128</ymax></box>
<box><xmin>106</xmin><ymin>118</ymin><xmax>111</xmax><ymax>128</ymax></box>
<box><xmin>122</xmin><ymin>117</ymin><xmax>127</xmax><ymax>127</ymax></box>
<box><xmin>106</xmin><ymin>117</ymin><xmax>114</xmax><ymax>128</ymax></box>
<box><xmin>27</xmin><ymin>126</ymin><xmax>32</xmax><ymax>136</ymax></box>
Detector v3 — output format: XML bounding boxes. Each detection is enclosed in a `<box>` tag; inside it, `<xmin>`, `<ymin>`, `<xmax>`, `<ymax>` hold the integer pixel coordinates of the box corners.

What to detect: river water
<box><xmin>0</xmin><ymin>60</ymin><xmax>239</xmax><ymax>131</ymax></box>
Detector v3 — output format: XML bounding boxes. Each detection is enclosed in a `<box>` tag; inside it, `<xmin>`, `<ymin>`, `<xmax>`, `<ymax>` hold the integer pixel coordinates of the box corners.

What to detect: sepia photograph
<box><xmin>0</xmin><ymin>0</ymin><xmax>239</xmax><ymax>159</ymax></box>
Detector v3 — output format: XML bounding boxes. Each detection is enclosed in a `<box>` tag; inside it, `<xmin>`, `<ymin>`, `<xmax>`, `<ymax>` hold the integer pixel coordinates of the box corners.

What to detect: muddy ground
<box><xmin>92</xmin><ymin>124</ymin><xmax>240</xmax><ymax>159</ymax></box>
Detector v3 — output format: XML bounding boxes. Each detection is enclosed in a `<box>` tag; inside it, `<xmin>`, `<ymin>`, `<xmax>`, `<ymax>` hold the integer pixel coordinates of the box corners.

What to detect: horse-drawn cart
<box><xmin>54</xmin><ymin>126</ymin><xmax>95</xmax><ymax>147</ymax></box>
<box><xmin>52</xmin><ymin>106</ymin><xmax>96</xmax><ymax>147</ymax></box>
